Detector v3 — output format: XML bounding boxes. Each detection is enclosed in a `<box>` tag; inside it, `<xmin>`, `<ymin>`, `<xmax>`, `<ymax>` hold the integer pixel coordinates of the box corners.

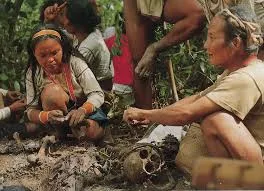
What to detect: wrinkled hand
<box><xmin>135</xmin><ymin>44</ymin><xmax>157</xmax><ymax>78</ymax></box>
<box><xmin>48</xmin><ymin>110</ymin><xmax>65</xmax><ymax>125</ymax></box>
<box><xmin>123</xmin><ymin>107</ymin><xmax>150</xmax><ymax>125</ymax></box>
<box><xmin>44</xmin><ymin>2</ymin><xmax>66</xmax><ymax>23</ymax></box>
<box><xmin>9</xmin><ymin>99</ymin><xmax>26</xmax><ymax>113</ymax></box>
<box><xmin>66</xmin><ymin>108</ymin><xmax>86</xmax><ymax>127</ymax></box>
<box><xmin>6</xmin><ymin>91</ymin><xmax>22</xmax><ymax>102</ymax></box>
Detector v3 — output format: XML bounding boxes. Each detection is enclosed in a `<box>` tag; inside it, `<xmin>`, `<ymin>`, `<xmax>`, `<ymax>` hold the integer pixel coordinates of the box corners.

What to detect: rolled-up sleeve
<box><xmin>0</xmin><ymin>89</ymin><xmax>8</xmax><ymax>96</ymax></box>
<box><xmin>0</xmin><ymin>107</ymin><xmax>11</xmax><ymax>121</ymax></box>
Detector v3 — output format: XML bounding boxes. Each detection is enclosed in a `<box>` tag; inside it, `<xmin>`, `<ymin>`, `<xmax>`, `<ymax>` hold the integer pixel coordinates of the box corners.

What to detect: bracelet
<box><xmin>80</xmin><ymin>102</ymin><xmax>94</xmax><ymax>114</ymax></box>
<box><xmin>39</xmin><ymin>111</ymin><xmax>49</xmax><ymax>124</ymax></box>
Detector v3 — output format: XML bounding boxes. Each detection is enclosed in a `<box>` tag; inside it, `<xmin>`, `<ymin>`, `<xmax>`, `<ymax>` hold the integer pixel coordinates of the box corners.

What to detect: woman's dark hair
<box><xmin>26</xmin><ymin>23</ymin><xmax>72</xmax><ymax>102</ymax></box>
<box><xmin>66</xmin><ymin>0</ymin><xmax>101</xmax><ymax>34</ymax></box>
<box><xmin>39</xmin><ymin>0</ymin><xmax>65</xmax><ymax>23</ymax></box>
<box><xmin>219</xmin><ymin>5</ymin><xmax>259</xmax><ymax>52</ymax></box>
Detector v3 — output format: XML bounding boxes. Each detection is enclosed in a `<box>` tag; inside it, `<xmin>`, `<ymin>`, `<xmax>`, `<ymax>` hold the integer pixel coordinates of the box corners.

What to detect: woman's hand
<box><xmin>66</xmin><ymin>108</ymin><xmax>86</xmax><ymax>127</ymax></box>
<box><xmin>48</xmin><ymin>110</ymin><xmax>65</xmax><ymax>125</ymax></box>
<box><xmin>123</xmin><ymin>107</ymin><xmax>150</xmax><ymax>125</ymax></box>
<box><xmin>43</xmin><ymin>2</ymin><xmax>66</xmax><ymax>23</ymax></box>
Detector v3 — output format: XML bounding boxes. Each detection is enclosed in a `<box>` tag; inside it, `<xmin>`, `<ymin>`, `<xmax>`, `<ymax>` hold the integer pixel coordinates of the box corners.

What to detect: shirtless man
<box><xmin>124</xmin><ymin>0</ymin><xmax>205</xmax><ymax>109</ymax></box>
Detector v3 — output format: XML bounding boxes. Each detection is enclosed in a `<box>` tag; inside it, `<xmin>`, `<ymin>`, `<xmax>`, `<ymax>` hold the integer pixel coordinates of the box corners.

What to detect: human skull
<box><xmin>123</xmin><ymin>144</ymin><xmax>164</xmax><ymax>183</ymax></box>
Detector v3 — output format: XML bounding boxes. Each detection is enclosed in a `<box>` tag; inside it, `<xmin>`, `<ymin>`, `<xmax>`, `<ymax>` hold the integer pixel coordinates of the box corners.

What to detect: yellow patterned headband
<box><xmin>32</xmin><ymin>29</ymin><xmax>61</xmax><ymax>40</ymax></box>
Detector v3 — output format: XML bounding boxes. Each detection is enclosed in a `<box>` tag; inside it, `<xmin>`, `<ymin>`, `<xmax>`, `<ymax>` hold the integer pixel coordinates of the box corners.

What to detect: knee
<box><xmin>201</xmin><ymin>112</ymin><xmax>233</xmax><ymax>136</ymax></box>
<box><xmin>41</xmin><ymin>84</ymin><xmax>69</xmax><ymax>111</ymax></box>
<box><xmin>85</xmin><ymin>119</ymin><xmax>105</xmax><ymax>140</ymax></box>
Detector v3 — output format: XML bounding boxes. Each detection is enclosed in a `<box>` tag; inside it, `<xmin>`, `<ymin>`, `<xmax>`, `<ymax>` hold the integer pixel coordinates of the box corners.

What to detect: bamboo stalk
<box><xmin>163</xmin><ymin>22</ymin><xmax>179</xmax><ymax>102</ymax></box>
<box><xmin>167</xmin><ymin>59</ymin><xmax>179</xmax><ymax>102</ymax></box>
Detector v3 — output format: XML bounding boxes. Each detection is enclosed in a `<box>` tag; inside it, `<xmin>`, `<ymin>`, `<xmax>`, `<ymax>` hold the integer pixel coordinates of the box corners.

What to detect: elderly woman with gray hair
<box><xmin>200</xmin><ymin>0</ymin><xmax>264</xmax><ymax>60</ymax></box>
<box><xmin>123</xmin><ymin>5</ymin><xmax>264</xmax><ymax>172</ymax></box>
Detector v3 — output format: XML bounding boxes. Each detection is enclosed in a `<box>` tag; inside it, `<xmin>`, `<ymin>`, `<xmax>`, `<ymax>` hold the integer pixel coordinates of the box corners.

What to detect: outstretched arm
<box><xmin>136</xmin><ymin>0</ymin><xmax>206</xmax><ymax>77</ymax></box>
<box><xmin>123</xmin><ymin>96</ymin><xmax>221</xmax><ymax>126</ymax></box>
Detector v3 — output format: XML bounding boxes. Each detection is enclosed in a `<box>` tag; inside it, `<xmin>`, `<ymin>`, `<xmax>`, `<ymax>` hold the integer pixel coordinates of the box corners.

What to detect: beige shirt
<box><xmin>136</xmin><ymin>0</ymin><xmax>164</xmax><ymax>21</ymax></box>
<box><xmin>74</xmin><ymin>30</ymin><xmax>114</xmax><ymax>81</ymax></box>
<box><xmin>200</xmin><ymin>59</ymin><xmax>264</xmax><ymax>153</ymax></box>
<box><xmin>26</xmin><ymin>56</ymin><xmax>104</xmax><ymax>111</ymax></box>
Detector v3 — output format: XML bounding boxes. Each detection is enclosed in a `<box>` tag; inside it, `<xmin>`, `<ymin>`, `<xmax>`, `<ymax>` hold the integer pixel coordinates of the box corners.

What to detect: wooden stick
<box><xmin>164</xmin><ymin>22</ymin><xmax>179</xmax><ymax>102</ymax></box>
<box><xmin>167</xmin><ymin>59</ymin><xmax>179</xmax><ymax>101</ymax></box>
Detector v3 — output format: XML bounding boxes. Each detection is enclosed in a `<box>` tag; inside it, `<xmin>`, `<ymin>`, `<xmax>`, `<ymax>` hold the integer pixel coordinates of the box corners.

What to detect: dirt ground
<box><xmin>0</xmin><ymin>122</ymin><xmax>192</xmax><ymax>191</ymax></box>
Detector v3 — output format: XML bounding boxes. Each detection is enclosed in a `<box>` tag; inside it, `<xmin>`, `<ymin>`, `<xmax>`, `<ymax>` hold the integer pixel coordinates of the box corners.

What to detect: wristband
<box><xmin>80</xmin><ymin>102</ymin><xmax>94</xmax><ymax>114</ymax></box>
<box><xmin>39</xmin><ymin>111</ymin><xmax>49</xmax><ymax>124</ymax></box>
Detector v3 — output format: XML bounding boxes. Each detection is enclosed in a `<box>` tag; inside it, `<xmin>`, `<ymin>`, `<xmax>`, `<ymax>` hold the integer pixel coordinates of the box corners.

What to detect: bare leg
<box><xmin>85</xmin><ymin>119</ymin><xmax>105</xmax><ymax>140</ymax></box>
<box><xmin>26</xmin><ymin>84</ymin><xmax>69</xmax><ymax>135</ymax></box>
<box><xmin>124</xmin><ymin>0</ymin><xmax>154</xmax><ymax>109</ymax></box>
<box><xmin>201</xmin><ymin>112</ymin><xmax>263</xmax><ymax>164</ymax></box>
<box><xmin>41</xmin><ymin>84</ymin><xmax>105</xmax><ymax>140</ymax></box>
<box><xmin>41</xmin><ymin>84</ymin><xmax>69</xmax><ymax>113</ymax></box>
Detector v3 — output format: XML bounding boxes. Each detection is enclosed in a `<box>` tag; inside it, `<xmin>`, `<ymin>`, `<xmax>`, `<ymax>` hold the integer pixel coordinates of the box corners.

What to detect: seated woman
<box><xmin>123</xmin><ymin>5</ymin><xmax>264</xmax><ymax>172</ymax></box>
<box><xmin>25</xmin><ymin>23</ymin><xmax>107</xmax><ymax>141</ymax></box>
<box><xmin>43</xmin><ymin>0</ymin><xmax>114</xmax><ymax>91</ymax></box>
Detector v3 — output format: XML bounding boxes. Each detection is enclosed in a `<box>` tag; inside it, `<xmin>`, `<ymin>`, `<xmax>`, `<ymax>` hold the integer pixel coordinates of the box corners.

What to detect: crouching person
<box><xmin>25</xmin><ymin>23</ymin><xmax>107</xmax><ymax>141</ymax></box>
<box><xmin>123</xmin><ymin>5</ymin><xmax>264</xmax><ymax>173</ymax></box>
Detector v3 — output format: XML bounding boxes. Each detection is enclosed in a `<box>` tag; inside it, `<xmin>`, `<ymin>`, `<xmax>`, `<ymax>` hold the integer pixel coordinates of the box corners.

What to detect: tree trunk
<box><xmin>8</xmin><ymin>0</ymin><xmax>24</xmax><ymax>39</ymax></box>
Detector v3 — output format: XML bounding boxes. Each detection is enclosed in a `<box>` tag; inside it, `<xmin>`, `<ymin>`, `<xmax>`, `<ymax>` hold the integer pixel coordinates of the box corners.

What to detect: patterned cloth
<box><xmin>199</xmin><ymin>0</ymin><xmax>254</xmax><ymax>22</ymax></box>
<box><xmin>254</xmin><ymin>0</ymin><xmax>264</xmax><ymax>32</ymax></box>
<box><xmin>219</xmin><ymin>8</ymin><xmax>263</xmax><ymax>50</ymax></box>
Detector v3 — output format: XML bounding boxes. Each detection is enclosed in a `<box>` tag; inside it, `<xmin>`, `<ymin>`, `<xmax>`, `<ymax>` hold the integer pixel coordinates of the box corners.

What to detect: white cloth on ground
<box><xmin>138</xmin><ymin>124</ymin><xmax>186</xmax><ymax>143</ymax></box>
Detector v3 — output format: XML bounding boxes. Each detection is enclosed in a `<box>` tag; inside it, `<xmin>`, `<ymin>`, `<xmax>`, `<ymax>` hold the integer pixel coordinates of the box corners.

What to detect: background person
<box><xmin>43</xmin><ymin>0</ymin><xmax>114</xmax><ymax>91</ymax></box>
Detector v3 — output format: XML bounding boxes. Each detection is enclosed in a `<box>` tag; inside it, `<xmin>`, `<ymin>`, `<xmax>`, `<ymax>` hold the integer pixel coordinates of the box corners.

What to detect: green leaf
<box><xmin>0</xmin><ymin>73</ymin><xmax>8</xmax><ymax>81</ymax></box>
<box><xmin>14</xmin><ymin>81</ymin><xmax>20</xmax><ymax>91</ymax></box>
<box><xmin>200</xmin><ymin>62</ymin><xmax>206</xmax><ymax>73</ymax></box>
<box><xmin>19</xmin><ymin>11</ymin><xmax>27</xmax><ymax>18</ymax></box>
